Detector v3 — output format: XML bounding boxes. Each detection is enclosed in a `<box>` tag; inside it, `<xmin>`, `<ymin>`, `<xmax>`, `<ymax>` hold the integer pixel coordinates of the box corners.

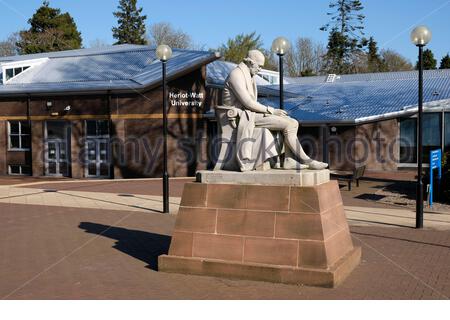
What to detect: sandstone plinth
<box><xmin>159</xmin><ymin>170</ymin><xmax>361</xmax><ymax>287</ymax></box>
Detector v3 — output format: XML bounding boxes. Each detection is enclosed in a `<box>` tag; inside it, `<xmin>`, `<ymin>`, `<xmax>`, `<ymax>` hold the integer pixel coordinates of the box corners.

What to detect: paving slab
<box><xmin>0</xmin><ymin>178</ymin><xmax>448</xmax><ymax>230</ymax></box>
<box><xmin>0</xmin><ymin>185</ymin><xmax>181</xmax><ymax>214</ymax></box>
<box><xmin>346</xmin><ymin>206</ymin><xmax>450</xmax><ymax>230</ymax></box>
<box><xmin>0</xmin><ymin>176</ymin><xmax>448</xmax><ymax>299</ymax></box>
<box><xmin>0</xmin><ymin>202</ymin><xmax>449</xmax><ymax>299</ymax></box>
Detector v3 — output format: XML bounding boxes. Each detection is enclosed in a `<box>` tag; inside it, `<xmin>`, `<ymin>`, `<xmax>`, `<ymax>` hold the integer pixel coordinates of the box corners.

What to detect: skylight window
<box><xmin>1</xmin><ymin>58</ymin><xmax>48</xmax><ymax>84</ymax></box>
<box><xmin>259</xmin><ymin>69</ymin><xmax>280</xmax><ymax>84</ymax></box>
<box><xmin>5</xmin><ymin>66</ymin><xmax>30</xmax><ymax>81</ymax></box>
<box><xmin>325</xmin><ymin>74</ymin><xmax>337</xmax><ymax>83</ymax></box>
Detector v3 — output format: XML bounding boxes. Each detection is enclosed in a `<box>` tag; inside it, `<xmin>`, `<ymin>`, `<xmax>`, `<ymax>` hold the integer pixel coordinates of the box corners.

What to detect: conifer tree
<box><xmin>218</xmin><ymin>32</ymin><xmax>263</xmax><ymax>64</ymax></box>
<box><xmin>112</xmin><ymin>0</ymin><xmax>147</xmax><ymax>45</ymax></box>
<box><xmin>17</xmin><ymin>1</ymin><xmax>82</xmax><ymax>54</ymax></box>
<box><xmin>439</xmin><ymin>54</ymin><xmax>450</xmax><ymax>69</ymax></box>
<box><xmin>416</xmin><ymin>48</ymin><xmax>437</xmax><ymax>70</ymax></box>
<box><xmin>320</xmin><ymin>0</ymin><xmax>366</xmax><ymax>74</ymax></box>
<box><xmin>367</xmin><ymin>37</ymin><xmax>383</xmax><ymax>72</ymax></box>
<box><xmin>323</xmin><ymin>28</ymin><xmax>349</xmax><ymax>74</ymax></box>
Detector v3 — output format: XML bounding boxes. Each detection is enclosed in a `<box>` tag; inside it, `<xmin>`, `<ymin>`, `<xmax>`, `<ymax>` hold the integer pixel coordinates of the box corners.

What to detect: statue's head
<box><xmin>243</xmin><ymin>50</ymin><xmax>265</xmax><ymax>76</ymax></box>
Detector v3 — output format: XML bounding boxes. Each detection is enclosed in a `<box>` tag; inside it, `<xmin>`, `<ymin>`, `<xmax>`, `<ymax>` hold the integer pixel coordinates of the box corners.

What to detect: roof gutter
<box><xmin>354</xmin><ymin>99</ymin><xmax>450</xmax><ymax>123</ymax></box>
<box><xmin>298</xmin><ymin>119</ymin><xmax>356</xmax><ymax>126</ymax></box>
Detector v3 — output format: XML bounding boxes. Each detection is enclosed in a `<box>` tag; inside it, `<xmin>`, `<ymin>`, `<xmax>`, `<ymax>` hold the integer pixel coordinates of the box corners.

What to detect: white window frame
<box><xmin>8</xmin><ymin>120</ymin><xmax>31</xmax><ymax>151</ymax></box>
<box><xmin>258</xmin><ymin>69</ymin><xmax>283</xmax><ymax>85</ymax></box>
<box><xmin>1</xmin><ymin>58</ymin><xmax>48</xmax><ymax>84</ymax></box>
<box><xmin>8</xmin><ymin>164</ymin><xmax>31</xmax><ymax>176</ymax></box>
<box><xmin>4</xmin><ymin>66</ymin><xmax>29</xmax><ymax>82</ymax></box>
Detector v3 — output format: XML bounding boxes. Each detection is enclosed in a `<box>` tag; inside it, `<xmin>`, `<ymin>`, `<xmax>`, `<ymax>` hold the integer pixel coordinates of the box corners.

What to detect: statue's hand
<box><xmin>273</xmin><ymin>109</ymin><xmax>288</xmax><ymax>117</ymax></box>
<box><xmin>266</xmin><ymin>106</ymin><xmax>288</xmax><ymax>117</ymax></box>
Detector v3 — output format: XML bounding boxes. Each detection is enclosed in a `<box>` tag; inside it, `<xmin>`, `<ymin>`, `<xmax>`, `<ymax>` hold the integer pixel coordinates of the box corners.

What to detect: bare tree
<box><xmin>380</xmin><ymin>49</ymin><xmax>413</xmax><ymax>71</ymax></box>
<box><xmin>348</xmin><ymin>50</ymin><xmax>369</xmax><ymax>73</ymax></box>
<box><xmin>0</xmin><ymin>33</ymin><xmax>20</xmax><ymax>57</ymax></box>
<box><xmin>285</xmin><ymin>37</ymin><xmax>326</xmax><ymax>77</ymax></box>
<box><xmin>297</xmin><ymin>38</ymin><xmax>315</xmax><ymax>73</ymax></box>
<box><xmin>89</xmin><ymin>39</ymin><xmax>110</xmax><ymax>48</ymax></box>
<box><xmin>313</xmin><ymin>43</ymin><xmax>326</xmax><ymax>75</ymax></box>
<box><xmin>260</xmin><ymin>49</ymin><xmax>278</xmax><ymax>71</ymax></box>
<box><xmin>148</xmin><ymin>22</ymin><xmax>192</xmax><ymax>49</ymax></box>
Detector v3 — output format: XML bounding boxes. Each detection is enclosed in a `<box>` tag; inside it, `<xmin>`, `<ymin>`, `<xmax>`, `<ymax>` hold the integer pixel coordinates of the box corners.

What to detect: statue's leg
<box><xmin>255</xmin><ymin>115</ymin><xmax>328</xmax><ymax>170</ymax></box>
<box><xmin>284</xmin><ymin>146</ymin><xmax>308</xmax><ymax>169</ymax></box>
<box><xmin>255</xmin><ymin>115</ymin><xmax>310</xmax><ymax>160</ymax></box>
<box><xmin>282</xmin><ymin>118</ymin><xmax>313</xmax><ymax>162</ymax></box>
<box><xmin>283</xmin><ymin>120</ymin><xmax>328</xmax><ymax>170</ymax></box>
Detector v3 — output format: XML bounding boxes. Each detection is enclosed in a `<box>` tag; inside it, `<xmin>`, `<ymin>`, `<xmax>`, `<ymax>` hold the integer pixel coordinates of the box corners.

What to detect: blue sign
<box><xmin>429</xmin><ymin>149</ymin><xmax>442</xmax><ymax>208</ymax></box>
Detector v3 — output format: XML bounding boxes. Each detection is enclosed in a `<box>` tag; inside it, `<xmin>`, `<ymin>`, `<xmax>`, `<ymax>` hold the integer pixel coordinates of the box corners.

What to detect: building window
<box><xmin>2</xmin><ymin>58</ymin><xmax>47</xmax><ymax>84</ymax></box>
<box><xmin>8</xmin><ymin>164</ymin><xmax>31</xmax><ymax>175</ymax></box>
<box><xmin>259</xmin><ymin>72</ymin><xmax>279</xmax><ymax>85</ymax></box>
<box><xmin>400</xmin><ymin>113</ymin><xmax>443</xmax><ymax>164</ymax></box>
<box><xmin>8</xmin><ymin>121</ymin><xmax>31</xmax><ymax>151</ymax></box>
<box><xmin>399</xmin><ymin>118</ymin><xmax>417</xmax><ymax>163</ymax></box>
<box><xmin>423</xmin><ymin>113</ymin><xmax>441</xmax><ymax>163</ymax></box>
<box><xmin>445</xmin><ymin>113</ymin><xmax>450</xmax><ymax>153</ymax></box>
<box><xmin>4</xmin><ymin>66</ymin><xmax>30</xmax><ymax>82</ymax></box>
<box><xmin>86</xmin><ymin>120</ymin><xmax>109</xmax><ymax>137</ymax></box>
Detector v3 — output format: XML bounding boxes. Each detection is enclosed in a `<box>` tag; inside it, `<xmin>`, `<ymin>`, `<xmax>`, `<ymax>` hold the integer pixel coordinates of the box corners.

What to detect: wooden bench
<box><xmin>331</xmin><ymin>165</ymin><xmax>366</xmax><ymax>191</ymax></box>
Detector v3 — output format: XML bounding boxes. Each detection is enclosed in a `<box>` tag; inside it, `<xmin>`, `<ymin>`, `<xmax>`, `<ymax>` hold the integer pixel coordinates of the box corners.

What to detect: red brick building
<box><xmin>0</xmin><ymin>45</ymin><xmax>219</xmax><ymax>178</ymax></box>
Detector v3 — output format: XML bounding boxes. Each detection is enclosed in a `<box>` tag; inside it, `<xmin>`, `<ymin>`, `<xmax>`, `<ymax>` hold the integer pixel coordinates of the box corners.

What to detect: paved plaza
<box><xmin>0</xmin><ymin>177</ymin><xmax>449</xmax><ymax>299</ymax></box>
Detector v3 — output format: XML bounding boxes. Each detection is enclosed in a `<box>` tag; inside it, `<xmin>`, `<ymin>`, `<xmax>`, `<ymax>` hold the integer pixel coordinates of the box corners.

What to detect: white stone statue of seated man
<box><xmin>222</xmin><ymin>49</ymin><xmax>328</xmax><ymax>170</ymax></box>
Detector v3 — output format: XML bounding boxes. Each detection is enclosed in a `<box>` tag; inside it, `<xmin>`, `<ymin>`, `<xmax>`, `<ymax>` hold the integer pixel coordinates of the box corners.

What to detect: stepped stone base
<box><xmin>159</xmin><ymin>171</ymin><xmax>361</xmax><ymax>288</ymax></box>
<box><xmin>160</xmin><ymin>246</ymin><xmax>361</xmax><ymax>288</ymax></box>
<box><xmin>196</xmin><ymin>169</ymin><xmax>330</xmax><ymax>186</ymax></box>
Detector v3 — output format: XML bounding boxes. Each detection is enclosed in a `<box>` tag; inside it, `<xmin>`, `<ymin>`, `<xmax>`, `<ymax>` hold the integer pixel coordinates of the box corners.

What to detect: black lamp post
<box><xmin>272</xmin><ymin>37</ymin><xmax>291</xmax><ymax>167</ymax></box>
<box><xmin>271</xmin><ymin>37</ymin><xmax>291</xmax><ymax>110</ymax></box>
<box><xmin>156</xmin><ymin>44</ymin><xmax>173</xmax><ymax>214</ymax></box>
<box><xmin>410</xmin><ymin>26</ymin><xmax>432</xmax><ymax>229</ymax></box>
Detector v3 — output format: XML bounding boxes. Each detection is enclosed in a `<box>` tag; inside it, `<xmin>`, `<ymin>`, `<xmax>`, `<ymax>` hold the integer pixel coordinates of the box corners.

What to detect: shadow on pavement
<box><xmin>378</xmin><ymin>181</ymin><xmax>416</xmax><ymax>200</ymax></box>
<box><xmin>60</xmin><ymin>191</ymin><xmax>163</xmax><ymax>214</ymax></box>
<box><xmin>354</xmin><ymin>193</ymin><xmax>386</xmax><ymax>201</ymax></box>
<box><xmin>347</xmin><ymin>218</ymin><xmax>414</xmax><ymax>228</ymax></box>
<box><xmin>79</xmin><ymin>222</ymin><xmax>171</xmax><ymax>271</ymax></box>
<box><xmin>351</xmin><ymin>230</ymin><xmax>450</xmax><ymax>249</ymax></box>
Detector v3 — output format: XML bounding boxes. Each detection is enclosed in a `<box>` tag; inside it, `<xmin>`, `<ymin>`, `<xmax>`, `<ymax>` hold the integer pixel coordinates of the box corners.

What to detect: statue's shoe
<box><xmin>306</xmin><ymin>160</ymin><xmax>329</xmax><ymax>170</ymax></box>
<box><xmin>283</xmin><ymin>157</ymin><xmax>308</xmax><ymax>170</ymax></box>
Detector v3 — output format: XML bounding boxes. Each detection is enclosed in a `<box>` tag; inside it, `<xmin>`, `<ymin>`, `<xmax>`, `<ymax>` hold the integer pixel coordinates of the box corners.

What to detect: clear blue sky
<box><xmin>0</xmin><ymin>0</ymin><xmax>449</xmax><ymax>63</ymax></box>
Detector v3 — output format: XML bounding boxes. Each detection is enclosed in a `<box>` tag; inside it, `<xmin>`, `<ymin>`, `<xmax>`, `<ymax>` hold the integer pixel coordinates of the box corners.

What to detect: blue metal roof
<box><xmin>260</xmin><ymin>69</ymin><xmax>450</xmax><ymax>124</ymax></box>
<box><xmin>206</xmin><ymin>61</ymin><xmax>450</xmax><ymax>124</ymax></box>
<box><xmin>285</xmin><ymin>69</ymin><xmax>450</xmax><ymax>84</ymax></box>
<box><xmin>0</xmin><ymin>45</ymin><xmax>219</xmax><ymax>95</ymax></box>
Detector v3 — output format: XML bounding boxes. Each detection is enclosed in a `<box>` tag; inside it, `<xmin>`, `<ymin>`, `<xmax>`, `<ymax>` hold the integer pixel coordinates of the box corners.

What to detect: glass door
<box><xmin>45</xmin><ymin>121</ymin><xmax>70</xmax><ymax>177</ymax></box>
<box><xmin>46</xmin><ymin>140</ymin><xmax>69</xmax><ymax>176</ymax></box>
<box><xmin>85</xmin><ymin>120</ymin><xmax>110</xmax><ymax>178</ymax></box>
<box><xmin>86</xmin><ymin>138</ymin><xmax>110</xmax><ymax>178</ymax></box>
